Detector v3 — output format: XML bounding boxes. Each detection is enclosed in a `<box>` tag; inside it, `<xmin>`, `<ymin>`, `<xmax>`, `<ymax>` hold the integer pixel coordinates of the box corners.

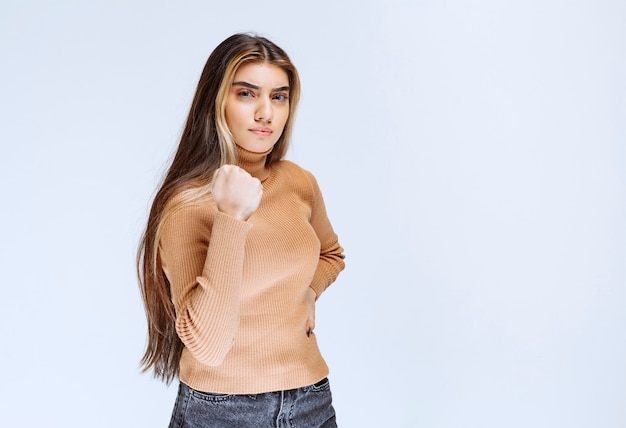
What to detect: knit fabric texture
<box><xmin>159</xmin><ymin>146</ymin><xmax>345</xmax><ymax>394</ymax></box>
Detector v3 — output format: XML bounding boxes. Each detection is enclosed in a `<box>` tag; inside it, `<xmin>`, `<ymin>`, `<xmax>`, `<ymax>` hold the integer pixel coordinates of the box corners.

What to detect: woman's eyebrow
<box><xmin>232</xmin><ymin>81</ymin><xmax>259</xmax><ymax>90</ymax></box>
<box><xmin>232</xmin><ymin>81</ymin><xmax>290</xmax><ymax>92</ymax></box>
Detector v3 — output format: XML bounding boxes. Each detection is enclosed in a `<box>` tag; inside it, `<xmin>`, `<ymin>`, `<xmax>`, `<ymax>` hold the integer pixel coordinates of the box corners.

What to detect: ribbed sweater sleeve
<box><xmin>302</xmin><ymin>170</ymin><xmax>346</xmax><ymax>298</ymax></box>
<box><xmin>159</xmin><ymin>207</ymin><xmax>253</xmax><ymax>366</ymax></box>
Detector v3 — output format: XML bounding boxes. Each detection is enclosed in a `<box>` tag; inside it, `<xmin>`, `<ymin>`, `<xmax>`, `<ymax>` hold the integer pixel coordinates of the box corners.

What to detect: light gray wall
<box><xmin>1</xmin><ymin>1</ymin><xmax>624</xmax><ymax>427</ymax></box>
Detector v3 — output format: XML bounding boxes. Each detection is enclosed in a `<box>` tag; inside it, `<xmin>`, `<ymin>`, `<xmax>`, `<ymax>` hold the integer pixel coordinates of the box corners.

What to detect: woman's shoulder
<box><xmin>274</xmin><ymin>159</ymin><xmax>318</xmax><ymax>184</ymax></box>
<box><xmin>272</xmin><ymin>160</ymin><xmax>323</xmax><ymax>204</ymax></box>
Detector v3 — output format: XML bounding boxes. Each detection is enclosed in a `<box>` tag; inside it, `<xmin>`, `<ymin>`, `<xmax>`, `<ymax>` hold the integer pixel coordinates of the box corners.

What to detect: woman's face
<box><xmin>225</xmin><ymin>62</ymin><xmax>290</xmax><ymax>153</ymax></box>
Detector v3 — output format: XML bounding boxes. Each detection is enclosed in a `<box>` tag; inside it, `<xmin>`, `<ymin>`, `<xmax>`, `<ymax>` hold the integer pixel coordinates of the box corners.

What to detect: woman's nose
<box><xmin>255</xmin><ymin>99</ymin><xmax>272</xmax><ymax>123</ymax></box>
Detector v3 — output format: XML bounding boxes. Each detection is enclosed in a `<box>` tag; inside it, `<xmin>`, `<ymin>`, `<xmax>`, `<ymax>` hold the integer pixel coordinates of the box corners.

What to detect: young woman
<box><xmin>137</xmin><ymin>33</ymin><xmax>346</xmax><ymax>427</ymax></box>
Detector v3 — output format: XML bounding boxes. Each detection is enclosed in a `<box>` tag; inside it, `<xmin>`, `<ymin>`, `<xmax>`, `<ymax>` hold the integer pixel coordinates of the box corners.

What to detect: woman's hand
<box><xmin>305</xmin><ymin>287</ymin><xmax>316</xmax><ymax>337</ymax></box>
<box><xmin>212</xmin><ymin>165</ymin><xmax>262</xmax><ymax>221</ymax></box>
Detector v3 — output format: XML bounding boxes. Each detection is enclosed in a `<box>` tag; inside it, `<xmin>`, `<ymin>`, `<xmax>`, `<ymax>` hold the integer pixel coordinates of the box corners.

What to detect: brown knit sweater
<box><xmin>159</xmin><ymin>147</ymin><xmax>345</xmax><ymax>394</ymax></box>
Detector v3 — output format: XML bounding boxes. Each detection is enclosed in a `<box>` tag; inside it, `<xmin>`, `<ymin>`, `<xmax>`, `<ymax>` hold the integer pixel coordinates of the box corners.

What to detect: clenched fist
<box><xmin>212</xmin><ymin>165</ymin><xmax>262</xmax><ymax>221</ymax></box>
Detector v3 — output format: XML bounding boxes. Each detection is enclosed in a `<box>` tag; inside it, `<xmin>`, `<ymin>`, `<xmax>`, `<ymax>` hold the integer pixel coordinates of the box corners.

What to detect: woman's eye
<box><xmin>238</xmin><ymin>90</ymin><xmax>253</xmax><ymax>98</ymax></box>
<box><xmin>273</xmin><ymin>94</ymin><xmax>289</xmax><ymax>102</ymax></box>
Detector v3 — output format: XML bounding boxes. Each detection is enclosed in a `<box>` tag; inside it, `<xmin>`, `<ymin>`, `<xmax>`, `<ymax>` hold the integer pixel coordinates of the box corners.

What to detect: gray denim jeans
<box><xmin>168</xmin><ymin>378</ymin><xmax>338</xmax><ymax>428</ymax></box>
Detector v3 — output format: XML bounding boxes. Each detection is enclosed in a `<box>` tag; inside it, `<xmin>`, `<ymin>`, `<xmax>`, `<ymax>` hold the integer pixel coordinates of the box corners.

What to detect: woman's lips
<box><xmin>249</xmin><ymin>127</ymin><xmax>272</xmax><ymax>136</ymax></box>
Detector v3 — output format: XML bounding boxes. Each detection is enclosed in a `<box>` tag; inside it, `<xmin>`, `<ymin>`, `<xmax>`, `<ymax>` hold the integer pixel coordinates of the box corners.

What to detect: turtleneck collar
<box><xmin>236</xmin><ymin>144</ymin><xmax>272</xmax><ymax>182</ymax></box>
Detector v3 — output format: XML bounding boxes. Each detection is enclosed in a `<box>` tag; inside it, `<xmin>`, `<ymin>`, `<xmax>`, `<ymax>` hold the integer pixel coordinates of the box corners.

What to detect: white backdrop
<box><xmin>1</xmin><ymin>1</ymin><xmax>625</xmax><ymax>427</ymax></box>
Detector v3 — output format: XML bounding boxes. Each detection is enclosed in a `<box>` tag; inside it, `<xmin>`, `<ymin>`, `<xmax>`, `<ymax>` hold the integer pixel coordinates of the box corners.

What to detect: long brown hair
<box><xmin>137</xmin><ymin>33</ymin><xmax>301</xmax><ymax>383</ymax></box>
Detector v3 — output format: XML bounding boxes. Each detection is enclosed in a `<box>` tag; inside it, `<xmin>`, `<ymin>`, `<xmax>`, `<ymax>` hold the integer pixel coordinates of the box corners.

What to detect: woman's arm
<box><xmin>304</xmin><ymin>170</ymin><xmax>346</xmax><ymax>299</ymax></box>
<box><xmin>160</xmin><ymin>208</ymin><xmax>252</xmax><ymax>366</ymax></box>
<box><xmin>159</xmin><ymin>165</ymin><xmax>261</xmax><ymax>366</ymax></box>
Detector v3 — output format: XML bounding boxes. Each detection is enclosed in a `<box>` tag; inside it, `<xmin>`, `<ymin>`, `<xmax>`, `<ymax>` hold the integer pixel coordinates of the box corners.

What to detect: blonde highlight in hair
<box><xmin>137</xmin><ymin>33</ymin><xmax>301</xmax><ymax>383</ymax></box>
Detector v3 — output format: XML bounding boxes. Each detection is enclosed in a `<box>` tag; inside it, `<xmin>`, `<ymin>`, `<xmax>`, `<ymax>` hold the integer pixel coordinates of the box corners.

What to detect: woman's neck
<box><xmin>236</xmin><ymin>145</ymin><xmax>272</xmax><ymax>182</ymax></box>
